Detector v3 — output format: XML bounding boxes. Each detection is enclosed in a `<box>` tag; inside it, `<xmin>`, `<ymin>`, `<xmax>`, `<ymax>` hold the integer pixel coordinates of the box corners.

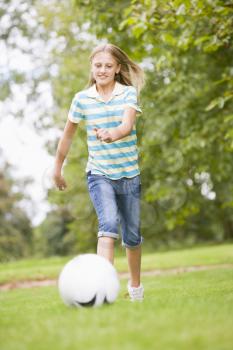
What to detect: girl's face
<box><xmin>91</xmin><ymin>52</ymin><xmax>121</xmax><ymax>87</ymax></box>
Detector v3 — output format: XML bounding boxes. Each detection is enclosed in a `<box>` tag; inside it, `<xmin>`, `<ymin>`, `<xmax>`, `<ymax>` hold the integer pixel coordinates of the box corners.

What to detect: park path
<box><xmin>0</xmin><ymin>263</ymin><xmax>232</xmax><ymax>292</ymax></box>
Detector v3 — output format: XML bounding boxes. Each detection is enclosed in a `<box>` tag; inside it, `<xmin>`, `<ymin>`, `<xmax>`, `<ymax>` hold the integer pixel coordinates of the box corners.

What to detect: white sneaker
<box><xmin>127</xmin><ymin>281</ymin><xmax>144</xmax><ymax>301</ymax></box>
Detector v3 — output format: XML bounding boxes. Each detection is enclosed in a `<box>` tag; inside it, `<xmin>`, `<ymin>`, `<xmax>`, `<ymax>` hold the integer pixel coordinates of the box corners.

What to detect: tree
<box><xmin>0</xmin><ymin>153</ymin><xmax>33</xmax><ymax>261</ymax></box>
<box><xmin>73</xmin><ymin>0</ymin><xmax>233</xmax><ymax>243</ymax></box>
<box><xmin>36</xmin><ymin>0</ymin><xmax>233</xmax><ymax>252</ymax></box>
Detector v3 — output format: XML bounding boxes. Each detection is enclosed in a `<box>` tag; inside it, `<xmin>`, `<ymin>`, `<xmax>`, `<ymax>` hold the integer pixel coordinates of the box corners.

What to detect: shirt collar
<box><xmin>86</xmin><ymin>81</ymin><xmax>125</xmax><ymax>99</ymax></box>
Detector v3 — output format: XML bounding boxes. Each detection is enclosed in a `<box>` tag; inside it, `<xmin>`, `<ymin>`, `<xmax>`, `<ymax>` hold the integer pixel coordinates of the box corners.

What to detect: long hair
<box><xmin>87</xmin><ymin>43</ymin><xmax>145</xmax><ymax>94</ymax></box>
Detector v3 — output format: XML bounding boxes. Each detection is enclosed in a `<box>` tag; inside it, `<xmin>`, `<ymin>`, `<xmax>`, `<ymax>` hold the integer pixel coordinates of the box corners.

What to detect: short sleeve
<box><xmin>68</xmin><ymin>94</ymin><xmax>85</xmax><ymax>124</ymax></box>
<box><xmin>124</xmin><ymin>86</ymin><xmax>142</xmax><ymax>114</ymax></box>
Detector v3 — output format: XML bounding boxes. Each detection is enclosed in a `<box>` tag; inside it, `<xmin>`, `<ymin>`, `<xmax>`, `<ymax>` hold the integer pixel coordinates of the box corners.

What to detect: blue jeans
<box><xmin>87</xmin><ymin>171</ymin><xmax>143</xmax><ymax>248</ymax></box>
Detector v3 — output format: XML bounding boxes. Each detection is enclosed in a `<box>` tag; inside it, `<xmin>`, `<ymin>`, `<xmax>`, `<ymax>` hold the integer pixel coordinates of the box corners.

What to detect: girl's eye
<box><xmin>94</xmin><ymin>64</ymin><xmax>112</xmax><ymax>68</ymax></box>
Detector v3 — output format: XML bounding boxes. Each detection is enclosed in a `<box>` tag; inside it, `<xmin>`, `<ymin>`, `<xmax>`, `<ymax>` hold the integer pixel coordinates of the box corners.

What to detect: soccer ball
<box><xmin>58</xmin><ymin>254</ymin><xmax>120</xmax><ymax>308</ymax></box>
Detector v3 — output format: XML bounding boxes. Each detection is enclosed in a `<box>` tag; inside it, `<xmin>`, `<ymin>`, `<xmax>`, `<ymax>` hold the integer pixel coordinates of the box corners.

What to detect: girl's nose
<box><xmin>100</xmin><ymin>66</ymin><xmax>106</xmax><ymax>73</ymax></box>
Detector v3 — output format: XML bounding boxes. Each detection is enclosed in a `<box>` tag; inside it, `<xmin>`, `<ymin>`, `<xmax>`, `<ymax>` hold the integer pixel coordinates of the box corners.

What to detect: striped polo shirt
<box><xmin>68</xmin><ymin>81</ymin><xmax>142</xmax><ymax>179</ymax></box>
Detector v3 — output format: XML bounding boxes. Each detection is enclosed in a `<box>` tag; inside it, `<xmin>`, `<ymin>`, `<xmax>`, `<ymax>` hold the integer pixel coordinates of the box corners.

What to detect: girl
<box><xmin>53</xmin><ymin>43</ymin><xmax>145</xmax><ymax>301</ymax></box>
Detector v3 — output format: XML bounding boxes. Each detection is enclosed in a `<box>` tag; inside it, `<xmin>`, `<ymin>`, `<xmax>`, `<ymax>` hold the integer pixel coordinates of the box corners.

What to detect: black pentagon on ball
<box><xmin>74</xmin><ymin>294</ymin><xmax>96</xmax><ymax>307</ymax></box>
<box><xmin>73</xmin><ymin>294</ymin><xmax>111</xmax><ymax>307</ymax></box>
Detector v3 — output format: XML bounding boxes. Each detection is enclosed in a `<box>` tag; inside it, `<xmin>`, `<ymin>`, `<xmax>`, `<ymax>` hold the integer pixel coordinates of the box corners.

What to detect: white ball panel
<box><xmin>58</xmin><ymin>254</ymin><xmax>120</xmax><ymax>307</ymax></box>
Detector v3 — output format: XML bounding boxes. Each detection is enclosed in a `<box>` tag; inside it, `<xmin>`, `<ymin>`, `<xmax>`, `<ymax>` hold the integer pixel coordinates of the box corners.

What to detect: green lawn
<box><xmin>0</xmin><ymin>244</ymin><xmax>233</xmax><ymax>350</ymax></box>
<box><xmin>0</xmin><ymin>269</ymin><xmax>232</xmax><ymax>350</ymax></box>
<box><xmin>0</xmin><ymin>243</ymin><xmax>233</xmax><ymax>284</ymax></box>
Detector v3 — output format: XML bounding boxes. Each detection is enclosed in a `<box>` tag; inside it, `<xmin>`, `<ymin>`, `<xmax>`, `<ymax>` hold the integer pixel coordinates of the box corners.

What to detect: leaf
<box><xmin>132</xmin><ymin>23</ymin><xmax>147</xmax><ymax>38</ymax></box>
<box><xmin>194</xmin><ymin>36</ymin><xmax>211</xmax><ymax>46</ymax></box>
<box><xmin>224</xmin><ymin>128</ymin><xmax>233</xmax><ymax>140</ymax></box>
<box><xmin>205</xmin><ymin>98</ymin><xmax>220</xmax><ymax>111</ymax></box>
<box><xmin>119</xmin><ymin>17</ymin><xmax>137</xmax><ymax>31</ymax></box>
<box><xmin>223</xmin><ymin>114</ymin><xmax>233</xmax><ymax>123</ymax></box>
<box><xmin>162</xmin><ymin>33</ymin><xmax>177</xmax><ymax>45</ymax></box>
<box><xmin>176</xmin><ymin>4</ymin><xmax>186</xmax><ymax>15</ymax></box>
<box><xmin>205</xmin><ymin>96</ymin><xmax>233</xmax><ymax>111</ymax></box>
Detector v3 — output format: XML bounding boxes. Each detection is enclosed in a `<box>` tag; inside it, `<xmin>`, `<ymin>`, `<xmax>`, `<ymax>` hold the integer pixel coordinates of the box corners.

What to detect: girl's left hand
<box><xmin>94</xmin><ymin>128</ymin><xmax>113</xmax><ymax>143</ymax></box>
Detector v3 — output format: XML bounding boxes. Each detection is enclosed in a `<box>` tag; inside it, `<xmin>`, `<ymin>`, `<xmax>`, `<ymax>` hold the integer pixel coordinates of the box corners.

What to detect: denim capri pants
<box><xmin>86</xmin><ymin>171</ymin><xmax>143</xmax><ymax>248</ymax></box>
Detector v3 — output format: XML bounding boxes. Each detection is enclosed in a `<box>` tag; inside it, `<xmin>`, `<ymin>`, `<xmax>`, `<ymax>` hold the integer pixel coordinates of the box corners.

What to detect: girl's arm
<box><xmin>94</xmin><ymin>107</ymin><xmax>137</xmax><ymax>143</ymax></box>
<box><xmin>53</xmin><ymin>119</ymin><xmax>78</xmax><ymax>190</ymax></box>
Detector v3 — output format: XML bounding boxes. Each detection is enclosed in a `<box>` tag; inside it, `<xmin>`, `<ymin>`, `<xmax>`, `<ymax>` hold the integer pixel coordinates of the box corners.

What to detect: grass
<box><xmin>0</xmin><ymin>243</ymin><xmax>233</xmax><ymax>285</ymax></box>
<box><xmin>0</xmin><ymin>268</ymin><xmax>233</xmax><ymax>350</ymax></box>
<box><xmin>0</xmin><ymin>244</ymin><xmax>233</xmax><ymax>349</ymax></box>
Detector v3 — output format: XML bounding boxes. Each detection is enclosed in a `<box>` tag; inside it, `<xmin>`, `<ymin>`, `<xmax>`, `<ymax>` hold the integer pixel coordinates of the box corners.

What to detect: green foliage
<box><xmin>34</xmin><ymin>0</ymin><xmax>233</xmax><ymax>254</ymax></box>
<box><xmin>0</xmin><ymin>0</ymin><xmax>41</xmax><ymax>104</ymax></box>
<box><xmin>73</xmin><ymin>0</ymin><xmax>233</xmax><ymax>240</ymax></box>
<box><xmin>34</xmin><ymin>208</ymin><xmax>77</xmax><ymax>256</ymax></box>
<box><xmin>0</xmin><ymin>156</ymin><xmax>33</xmax><ymax>261</ymax></box>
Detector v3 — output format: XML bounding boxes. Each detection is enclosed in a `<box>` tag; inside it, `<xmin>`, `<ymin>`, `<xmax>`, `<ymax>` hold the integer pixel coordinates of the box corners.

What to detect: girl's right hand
<box><xmin>53</xmin><ymin>172</ymin><xmax>67</xmax><ymax>191</ymax></box>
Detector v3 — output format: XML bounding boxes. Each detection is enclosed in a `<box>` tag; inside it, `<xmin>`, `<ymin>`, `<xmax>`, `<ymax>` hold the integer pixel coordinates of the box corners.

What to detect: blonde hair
<box><xmin>87</xmin><ymin>43</ymin><xmax>145</xmax><ymax>94</ymax></box>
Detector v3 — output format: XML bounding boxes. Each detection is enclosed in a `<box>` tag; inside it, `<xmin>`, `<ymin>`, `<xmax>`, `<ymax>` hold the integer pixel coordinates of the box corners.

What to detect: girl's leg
<box><xmin>87</xmin><ymin>173</ymin><xmax>119</xmax><ymax>265</ymax></box>
<box><xmin>126</xmin><ymin>245</ymin><xmax>141</xmax><ymax>287</ymax></box>
<box><xmin>116</xmin><ymin>175</ymin><xmax>144</xmax><ymax>299</ymax></box>
<box><xmin>97</xmin><ymin>236</ymin><xmax>115</xmax><ymax>264</ymax></box>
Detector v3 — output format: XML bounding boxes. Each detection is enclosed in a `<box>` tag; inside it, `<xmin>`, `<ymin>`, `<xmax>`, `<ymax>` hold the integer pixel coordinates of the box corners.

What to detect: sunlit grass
<box><xmin>0</xmin><ymin>243</ymin><xmax>233</xmax><ymax>284</ymax></box>
<box><xmin>0</xmin><ymin>268</ymin><xmax>233</xmax><ymax>350</ymax></box>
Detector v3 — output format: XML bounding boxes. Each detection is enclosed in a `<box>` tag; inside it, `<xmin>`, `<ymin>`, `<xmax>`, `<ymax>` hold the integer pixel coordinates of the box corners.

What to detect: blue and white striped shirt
<box><xmin>68</xmin><ymin>81</ymin><xmax>142</xmax><ymax>179</ymax></box>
